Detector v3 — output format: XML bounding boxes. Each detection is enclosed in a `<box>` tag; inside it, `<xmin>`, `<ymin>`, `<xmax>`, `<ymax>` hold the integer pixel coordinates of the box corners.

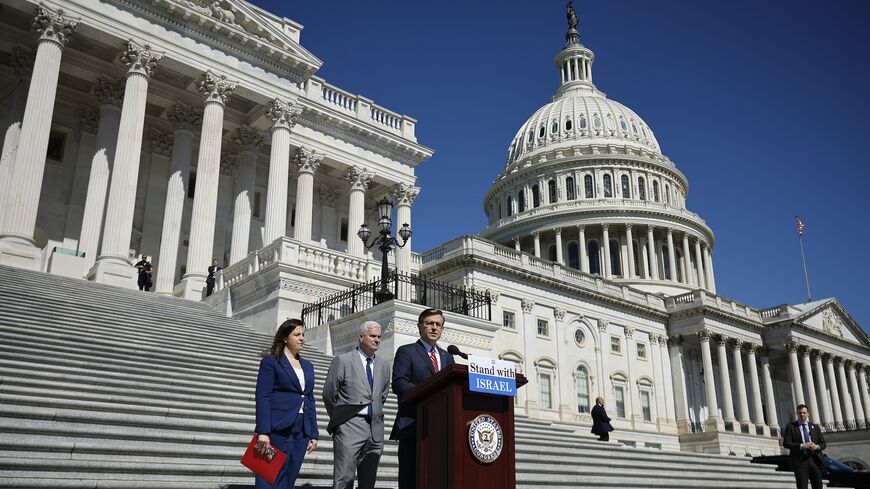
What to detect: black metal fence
<box><xmin>302</xmin><ymin>272</ymin><xmax>492</xmax><ymax>328</ymax></box>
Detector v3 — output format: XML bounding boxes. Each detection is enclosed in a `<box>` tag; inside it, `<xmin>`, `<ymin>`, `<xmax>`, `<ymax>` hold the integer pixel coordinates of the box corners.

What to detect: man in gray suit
<box><xmin>322</xmin><ymin>320</ymin><xmax>390</xmax><ymax>489</ymax></box>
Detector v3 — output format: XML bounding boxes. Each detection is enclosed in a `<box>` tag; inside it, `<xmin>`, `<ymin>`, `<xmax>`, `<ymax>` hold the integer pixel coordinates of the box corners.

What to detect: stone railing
<box><xmin>419</xmin><ymin>235</ymin><xmax>666</xmax><ymax>310</ymax></box>
<box><xmin>484</xmin><ymin>198</ymin><xmax>708</xmax><ymax>233</ymax></box>
<box><xmin>664</xmin><ymin>289</ymin><xmax>765</xmax><ymax>323</ymax></box>
<box><xmin>216</xmin><ymin>237</ymin><xmax>380</xmax><ymax>291</ymax></box>
<box><xmin>302</xmin><ymin>77</ymin><xmax>417</xmax><ymax>141</ymax></box>
<box><xmin>759</xmin><ymin>304</ymin><xmax>790</xmax><ymax>321</ymax></box>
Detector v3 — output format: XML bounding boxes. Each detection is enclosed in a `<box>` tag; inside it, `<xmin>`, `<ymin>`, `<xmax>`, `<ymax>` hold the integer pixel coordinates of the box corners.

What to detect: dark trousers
<box><xmin>596</xmin><ymin>432</ymin><xmax>609</xmax><ymax>441</ymax></box>
<box><xmin>137</xmin><ymin>274</ymin><xmax>150</xmax><ymax>291</ymax></box>
<box><xmin>793</xmin><ymin>459</ymin><xmax>824</xmax><ymax>489</ymax></box>
<box><xmin>397</xmin><ymin>437</ymin><xmax>416</xmax><ymax>489</ymax></box>
<box><xmin>255</xmin><ymin>413</ymin><xmax>309</xmax><ymax>489</ymax></box>
<box><xmin>206</xmin><ymin>277</ymin><xmax>215</xmax><ymax>296</ymax></box>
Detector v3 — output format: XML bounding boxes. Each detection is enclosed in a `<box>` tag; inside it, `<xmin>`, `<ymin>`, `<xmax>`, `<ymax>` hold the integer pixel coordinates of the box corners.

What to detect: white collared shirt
<box><xmin>357</xmin><ymin>347</ymin><xmax>375</xmax><ymax>415</ymax></box>
<box><xmin>293</xmin><ymin>366</ymin><xmax>305</xmax><ymax>413</ymax></box>
<box><xmin>423</xmin><ymin>342</ymin><xmax>441</xmax><ymax>371</ymax></box>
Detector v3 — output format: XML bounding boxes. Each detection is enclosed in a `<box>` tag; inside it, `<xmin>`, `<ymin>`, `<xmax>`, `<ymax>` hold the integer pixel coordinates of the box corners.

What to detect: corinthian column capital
<box><xmin>198</xmin><ymin>70</ymin><xmax>236</xmax><ymax>105</ymax></box>
<box><xmin>344</xmin><ymin>166</ymin><xmax>372</xmax><ymax>191</ymax></box>
<box><xmin>32</xmin><ymin>5</ymin><xmax>77</xmax><ymax>48</ymax></box>
<box><xmin>266</xmin><ymin>98</ymin><xmax>303</xmax><ymax>130</ymax></box>
<box><xmin>319</xmin><ymin>185</ymin><xmax>339</xmax><ymax>207</ymax></box>
<box><xmin>233</xmin><ymin>125</ymin><xmax>264</xmax><ymax>151</ymax></box>
<box><xmin>166</xmin><ymin>102</ymin><xmax>203</xmax><ymax>131</ymax></box>
<box><xmin>148</xmin><ymin>127</ymin><xmax>173</xmax><ymax>157</ymax></box>
<box><xmin>294</xmin><ymin>147</ymin><xmax>323</xmax><ymax>174</ymax></box>
<box><xmin>92</xmin><ymin>78</ymin><xmax>126</xmax><ymax>107</ymax></box>
<box><xmin>120</xmin><ymin>40</ymin><xmax>162</xmax><ymax>78</ymax></box>
<box><xmin>391</xmin><ymin>182</ymin><xmax>420</xmax><ymax>206</ymax></box>
<box><xmin>11</xmin><ymin>46</ymin><xmax>35</xmax><ymax>77</ymax></box>
<box><xmin>78</xmin><ymin>106</ymin><xmax>98</xmax><ymax>134</ymax></box>
<box><xmin>220</xmin><ymin>153</ymin><xmax>236</xmax><ymax>176</ymax></box>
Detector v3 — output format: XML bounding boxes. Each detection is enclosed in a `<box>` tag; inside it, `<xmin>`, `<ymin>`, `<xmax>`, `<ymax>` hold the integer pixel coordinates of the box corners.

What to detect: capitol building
<box><xmin>0</xmin><ymin>0</ymin><xmax>869</xmax><ymax>463</ymax></box>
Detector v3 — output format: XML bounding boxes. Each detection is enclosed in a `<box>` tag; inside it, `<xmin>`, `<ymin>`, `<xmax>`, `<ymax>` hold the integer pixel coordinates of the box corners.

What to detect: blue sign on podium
<box><xmin>468</xmin><ymin>355</ymin><xmax>517</xmax><ymax>397</ymax></box>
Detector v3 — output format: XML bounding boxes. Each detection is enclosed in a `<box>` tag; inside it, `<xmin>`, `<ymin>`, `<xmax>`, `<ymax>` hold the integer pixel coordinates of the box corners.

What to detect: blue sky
<box><xmin>252</xmin><ymin>0</ymin><xmax>870</xmax><ymax>330</ymax></box>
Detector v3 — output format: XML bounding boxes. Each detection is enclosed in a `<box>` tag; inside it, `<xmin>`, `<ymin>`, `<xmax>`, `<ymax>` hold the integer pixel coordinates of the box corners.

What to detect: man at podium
<box><xmin>389</xmin><ymin>308</ymin><xmax>455</xmax><ymax>489</ymax></box>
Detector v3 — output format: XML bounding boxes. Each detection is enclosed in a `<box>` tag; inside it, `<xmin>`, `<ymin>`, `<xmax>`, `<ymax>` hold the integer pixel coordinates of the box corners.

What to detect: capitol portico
<box><xmin>0</xmin><ymin>0</ymin><xmax>869</xmax><ymax>462</ymax></box>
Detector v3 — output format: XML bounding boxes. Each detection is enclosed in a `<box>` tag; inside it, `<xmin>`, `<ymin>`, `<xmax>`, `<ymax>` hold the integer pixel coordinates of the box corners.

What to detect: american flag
<box><xmin>795</xmin><ymin>218</ymin><xmax>805</xmax><ymax>237</ymax></box>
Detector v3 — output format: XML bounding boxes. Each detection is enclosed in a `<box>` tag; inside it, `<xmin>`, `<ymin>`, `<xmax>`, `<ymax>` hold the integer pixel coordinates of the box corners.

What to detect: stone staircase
<box><xmin>0</xmin><ymin>264</ymin><xmax>799</xmax><ymax>488</ymax></box>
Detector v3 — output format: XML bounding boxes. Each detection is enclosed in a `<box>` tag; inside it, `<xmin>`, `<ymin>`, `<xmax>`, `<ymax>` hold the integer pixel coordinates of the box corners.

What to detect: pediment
<box><xmin>796</xmin><ymin>301</ymin><xmax>869</xmax><ymax>346</ymax></box>
<box><xmin>143</xmin><ymin>0</ymin><xmax>323</xmax><ymax>80</ymax></box>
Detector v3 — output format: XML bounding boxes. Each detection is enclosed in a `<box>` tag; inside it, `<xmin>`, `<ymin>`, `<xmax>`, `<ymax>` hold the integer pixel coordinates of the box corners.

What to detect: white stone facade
<box><xmin>1</xmin><ymin>0</ymin><xmax>869</xmax><ymax>460</ymax></box>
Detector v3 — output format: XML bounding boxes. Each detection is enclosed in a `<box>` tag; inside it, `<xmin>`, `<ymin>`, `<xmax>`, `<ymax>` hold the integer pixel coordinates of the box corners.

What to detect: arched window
<box><xmin>527</xmin><ymin>131</ymin><xmax>533</xmax><ymax>143</ymax></box>
<box><xmin>606</xmin><ymin>115</ymin><xmax>615</xmax><ymax>130</ymax></box>
<box><xmin>632</xmin><ymin>241</ymin><xmax>641</xmax><ymax>278</ymax></box>
<box><xmin>665</xmin><ymin>184</ymin><xmax>671</xmax><ymax>204</ymax></box>
<box><xmin>566</xmin><ymin>177</ymin><xmax>576</xmax><ymax>200</ymax></box>
<box><xmin>662</xmin><ymin>245</ymin><xmax>671</xmax><ymax>280</ymax></box>
<box><xmin>538</xmin><ymin>126</ymin><xmax>545</xmax><ymax>138</ymax></box>
<box><xmin>653</xmin><ymin>180</ymin><xmax>660</xmax><ymax>202</ymax></box>
<box><xmin>551</xmin><ymin>121</ymin><xmax>559</xmax><ymax>134</ymax></box>
<box><xmin>631</xmin><ymin>121</ymin><xmax>638</xmax><ymax>133</ymax></box>
<box><xmin>548</xmin><ymin>180</ymin><xmax>557</xmax><ymax>203</ymax></box>
<box><xmin>576</xmin><ymin>366</ymin><xmax>590</xmax><ymax>414</ymax></box>
<box><xmin>603</xmin><ymin>174</ymin><xmax>613</xmax><ymax>198</ymax></box>
<box><xmin>593</xmin><ymin>114</ymin><xmax>602</xmax><ymax>129</ymax></box>
<box><xmin>579</xmin><ymin>115</ymin><xmax>587</xmax><ymax>129</ymax></box>
<box><xmin>588</xmin><ymin>241</ymin><xmax>601</xmax><ymax>275</ymax></box>
<box><xmin>565</xmin><ymin>119</ymin><xmax>573</xmax><ymax>131</ymax></box>
<box><xmin>507</xmin><ymin>196</ymin><xmax>513</xmax><ymax>216</ymax></box>
<box><xmin>518</xmin><ymin>190</ymin><xmax>526</xmax><ymax>212</ymax></box>
<box><xmin>584</xmin><ymin>175</ymin><xmax>594</xmax><ymax>198</ymax></box>
<box><xmin>638</xmin><ymin>177</ymin><xmax>646</xmax><ymax>200</ymax></box>
<box><xmin>548</xmin><ymin>244</ymin><xmax>557</xmax><ymax>262</ymax></box>
<box><xmin>621</xmin><ymin>175</ymin><xmax>630</xmax><ymax>198</ymax></box>
<box><xmin>619</xmin><ymin>117</ymin><xmax>627</xmax><ymax>131</ymax></box>
<box><xmin>532</xmin><ymin>185</ymin><xmax>541</xmax><ymax>208</ymax></box>
<box><xmin>568</xmin><ymin>242</ymin><xmax>579</xmax><ymax>269</ymax></box>
<box><xmin>610</xmin><ymin>239</ymin><xmax>622</xmax><ymax>276</ymax></box>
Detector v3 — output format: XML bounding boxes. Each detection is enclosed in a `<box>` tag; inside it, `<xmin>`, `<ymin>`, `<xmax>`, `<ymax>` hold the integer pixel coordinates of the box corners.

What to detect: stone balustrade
<box><xmin>664</xmin><ymin>288</ymin><xmax>766</xmax><ymax>322</ymax></box>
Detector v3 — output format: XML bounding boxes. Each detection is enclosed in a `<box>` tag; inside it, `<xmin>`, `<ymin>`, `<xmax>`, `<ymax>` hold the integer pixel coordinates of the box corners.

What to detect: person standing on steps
<box><xmin>322</xmin><ymin>320</ymin><xmax>391</xmax><ymax>489</ymax></box>
<box><xmin>254</xmin><ymin>318</ymin><xmax>319</xmax><ymax>488</ymax></box>
<box><xmin>590</xmin><ymin>396</ymin><xmax>614</xmax><ymax>441</ymax></box>
<box><xmin>782</xmin><ymin>404</ymin><xmax>827</xmax><ymax>489</ymax></box>
<box><xmin>390</xmin><ymin>308</ymin><xmax>454</xmax><ymax>489</ymax></box>
<box><xmin>206</xmin><ymin>258</ymin><xmax>221</xmax><ymax>296</ymax></box>
<box><xmin>133</xmin><ymin>254</ymin><xmax>153</xmax><ymax>291</ymax></box>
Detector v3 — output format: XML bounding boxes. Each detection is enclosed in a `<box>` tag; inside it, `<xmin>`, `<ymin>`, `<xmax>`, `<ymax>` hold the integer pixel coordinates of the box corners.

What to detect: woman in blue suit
<box><xmin>254</xmin><ymin>318</ymin><xmax>319</xmax><ymax>488</ymax></box>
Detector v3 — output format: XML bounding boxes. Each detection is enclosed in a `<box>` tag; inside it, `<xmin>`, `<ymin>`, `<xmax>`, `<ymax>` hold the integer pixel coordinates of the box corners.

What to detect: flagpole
<box><xmin>795</xmin><ymin>217</ymin><xmax>812</xmax><ymax>302</ymax></box>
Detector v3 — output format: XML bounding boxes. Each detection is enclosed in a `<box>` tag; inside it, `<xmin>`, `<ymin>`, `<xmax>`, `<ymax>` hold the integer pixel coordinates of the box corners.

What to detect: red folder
<box><xmin>240</xmin><ymin>434</ymin><xmax>287</xmax><ymax>485</ymax></box>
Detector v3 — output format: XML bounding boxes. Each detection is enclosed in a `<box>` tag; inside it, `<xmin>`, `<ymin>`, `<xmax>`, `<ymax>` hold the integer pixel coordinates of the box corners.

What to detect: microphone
<box><xmin>447</xmin><ymin>344</ymin><xmax>468</xmax><ymax>359</ymax></box>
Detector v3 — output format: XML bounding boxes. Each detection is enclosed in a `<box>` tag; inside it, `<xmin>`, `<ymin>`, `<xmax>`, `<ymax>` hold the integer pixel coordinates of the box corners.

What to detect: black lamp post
<box><xmin>358</xmin><ymin>196</ymin><xmax>412</xmax><ymax>303</ymax></box>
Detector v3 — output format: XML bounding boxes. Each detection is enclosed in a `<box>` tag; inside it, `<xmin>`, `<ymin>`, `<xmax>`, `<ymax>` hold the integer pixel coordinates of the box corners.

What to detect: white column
<box><xmin>0</xmin><ymin>47</ymin><xmax>34</xmax><ymax>233</ymax></box>
<box><xmin>89</xmin><ymin>42</ymin><xmax>161</xmax><ymax>286</ymax></box>
<box><xmin>391</xmin><ymin>183</ymin><xmax>420</xmax><ymax>275</ymax></box>
<box><xmin>578</xmin><ymin>225</ymin><xmax>589</xmax><ymax>273</ymax></box>
<box><xmin>716</xmin><ymin>335</ymin><xmax>736</xmax><ymax>423</ymax></box>
<box><xmin>229</xmin><ymin>126</ymin><xmax>261</xmax><ymax>265</ymax></box>
<box><xmin>731</xmin><ymin>341</ymin><xmax>751</xmax><ymax>426</ymax></box>
<box><xmin>554</xmin><ymin>227</ymin><xmax>563</xmax><ymax>265</ymax></box>
<box><xmin>860</xmin><ymin>365</ymin><xmax>870</xmax><ymax>423</ymax></box>
<box><xmin>292</xmin><ymin>147</ymin><xmax>323</xmax><ymax>242</ymax></box>
<box><xmin>658</xmin><ymin>336</ymin><xmax>675</xmax><ymax>422</ymax></box>
<box><xmin>178</xmin><ymin>71</ymin><xmax>236</xmax><ymax>299</ymax></box>
<box><xmin>77</xmin><ymin>79</ymin><xmax>124</xmax><ymax>270</ymax></box>
<box><xmin>837</xmin><ymin>359</ymin><xmax>856</xmax><ymax>428</ymax></box>
<box><xmin>61</xmin><ymin>108</ymin><xmax>99</xmax><ymax>249</ymax></box>
<box><xmin>704</xmin><ymin>245</ymin><xmax>717</xmax><ymax>293</ymax></box>
<box><xmin>813</xmin><ymin>351</ymin><xmax>833</xmax><ymax>427</ymax></box>
<box><xmin>532</xmin><ymin>231</ymin><xmax>541</xmax><ymax>257</ymax></box>
<box><xmin>0</xmin><ymin>7</ymin><xmax>77</xmax><ymax>267</ymax></box>
<box><xmin>681</xmin><ymin>233</ymin><xmax>693</xmax><ymax>286</ymax></box>
<box><xmin>598</xmin><ymin>320</ymin><xmax>610</xmax><ymax>405</ymax></box>
<box><xmin>625</xmin><ymin>224</ymin><xmax>636</xmax><ymax>278</ymax></box>
<box><xmin>667</xmin><ymin>336</ymin><xmax>690</xmax><ymax>431</ymax></box>
<box><xmin>139</xmin><ymin>129</ymin><xmax>173</xmax><ymax>260</ymax></box>
<box><xmin>666</xmin><ymin>228</ymin><xmax>677</xmax><ymax>282</ymax></box>
<box><xmin>154</xmin><ymin>104</ymin><xmax>200</xmax><ymax>294</ymax></box>
<box><xmin>801</xmin><ymin>348</ymin><xmax>820</xmax><ymax>424</ymax></box>
<box><xmin>698</xmin><ymin>330</ymin><xmax>721</xmax><ymax>427</ymax></box>
<box><xmin>649</xmin><ymin>334</ymin><xmax>667</xmax><ymax>425</ymax></box>
<box><xmin>602</xmin><ymin>224</ymin><xmax>611</xmax><ymax>278</ymax></box>
<box><xmin>847</xmin><ymin>362</ymin><xmax>865</xmax><ymax>428</ymax></box>
<box><xmin>212</xmin><ymin>156</ymin><xmax>234</xmax><ymax>262</ymax></box>
<box><xmin>746</xmin><ymin>344</ymin><xmax>766</xmax><ymax>431</ymax></box>
<box><xmin>646</xmin><ymin>225</ymin><xmax>658</xmax><ymax>280</ymax></box>
<box><xmin>513</xmin><ymin>237</ymin><xmax>521</xmax><ymax>252</ymax></box>
<box><xmin>694</xmin><ymin>238</ymin><xmax>706</xmax><ymax>289</ymax></box>
<box><xmin>344</xmin><ymin>166</ymin><xmax>372</xmax><ymax>257</ymax></box>
<box><xmin>825</xmin><ymin>354</ymin><xmax>844</xmax><ymax>430</ymax></box>
<box><xmin>761</xmin><ymin>350</ymin><xmax>780</xmax><ymax>433</ymax></box>
<box><xmin>787</xmin><ymin>343</ymin><xmax>805</xmax><ymax>406</ymax></box>
<box><xmin>263</xmin><ymin>99</ymin><xmax>302</xmax><ymax>243</ymax></box>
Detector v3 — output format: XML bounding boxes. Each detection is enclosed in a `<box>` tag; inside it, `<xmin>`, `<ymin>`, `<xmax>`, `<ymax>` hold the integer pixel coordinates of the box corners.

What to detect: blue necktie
<box><xmin>801</xmin><ymin>424</ymin><xmax>810</xmax><ymax>443</ymax></box>
<box><xmin>366</xmin><ymin>357</ymin><xmax>373</xmax><ymax>417</ymax></box>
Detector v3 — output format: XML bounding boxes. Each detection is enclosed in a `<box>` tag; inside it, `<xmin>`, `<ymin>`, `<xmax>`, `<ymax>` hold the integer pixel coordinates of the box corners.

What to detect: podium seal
<box><xmin>468</xmin><ymin>414</ymin><xmax>503</xmax><ymax>463</ymax></box>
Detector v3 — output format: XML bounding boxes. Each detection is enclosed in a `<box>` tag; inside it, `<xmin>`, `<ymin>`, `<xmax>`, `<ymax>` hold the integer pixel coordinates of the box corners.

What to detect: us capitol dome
<box><xmin>481</xmin><ymin>8</ymin><xmax>715</xmax><ymax>296</ymax></box>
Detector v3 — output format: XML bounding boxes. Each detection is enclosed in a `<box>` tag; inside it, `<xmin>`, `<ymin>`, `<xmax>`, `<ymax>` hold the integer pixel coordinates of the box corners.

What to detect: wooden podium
<box><xmin>404</xmin><ymin>363</ymin><xmax>528</xmax><ymax>489</ymax></box>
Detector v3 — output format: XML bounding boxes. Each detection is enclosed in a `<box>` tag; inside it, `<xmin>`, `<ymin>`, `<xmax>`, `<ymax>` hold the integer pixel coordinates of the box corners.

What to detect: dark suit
<box><xmin>322</xmin><ymin>348</ymin><xmax>390</xmax><ymax>489</ymax></box>
<box><xmin>782</xmin><ymin>420</ymin><xmax>827</xmax><ymax>489</ymax></box>
<box><xmin>390</xmin><ymin>340</ymin><xmax>454</xmax><ymax>489</ymax></box>
<box><xmin>590</xmin><ymin>403</ymin><xmax>613</xmax><ymax>441</ymax></box>
<box><xmin>255</xmin><ymin>353</ymin><xmax>319</xmax><ymax>489</ymax></box>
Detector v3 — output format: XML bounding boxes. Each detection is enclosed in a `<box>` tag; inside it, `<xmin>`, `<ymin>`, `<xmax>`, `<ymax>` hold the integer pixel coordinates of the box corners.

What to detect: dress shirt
<box><xmin>293</xmin><ymin>366</ymin><xmax>305</xmax><ymax>413</ymax></box>
<box><xmin>424</xmin><ymin>342</ymin><xmax>441</xmax><ymax>371</ymax></box>
<box><xmin>356</xmin><ymin>347</ymin><xmax>375</xmax><ymax>415</ymax></box>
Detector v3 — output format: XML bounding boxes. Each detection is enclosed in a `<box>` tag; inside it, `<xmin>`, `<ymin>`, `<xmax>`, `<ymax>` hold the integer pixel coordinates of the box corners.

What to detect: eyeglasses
<box><xmin>421</xmin><ymin>320</ymin><xmax>444</xmax><ymax>329</ymax></box>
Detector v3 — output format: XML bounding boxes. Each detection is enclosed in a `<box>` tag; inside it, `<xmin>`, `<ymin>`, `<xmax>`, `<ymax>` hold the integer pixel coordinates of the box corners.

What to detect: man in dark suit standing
<box><xmin>205</xmin><ymin>258</ymin><xmax>221</xmax><ymax>296</ymax></box>
<box><xmin>590</xmin><ymin>396</ymin><xmax>613</xmax><ymax>441</ymax></box>
<box><xmin>782</xmin><ymin>404</ymin><xmax>827</xmax><ymax>489</ymax></box>
<box><xmin>390</xmin><ymin>308</ymin><xmax>454</xmax><ymax>489</ymax></box>
<box><xmin>322</xmin><ymin>321</ymin><xmax>390</xmax><ymax>489</ymax></box>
